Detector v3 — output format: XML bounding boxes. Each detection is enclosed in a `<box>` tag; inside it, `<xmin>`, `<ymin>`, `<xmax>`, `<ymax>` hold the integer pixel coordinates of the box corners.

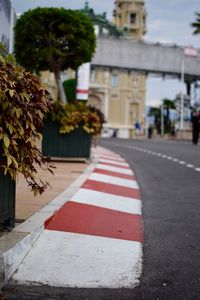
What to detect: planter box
<box><xmin>42</xmin><ymin>119</ymin><xmax>92</xmax><ymax>159</ymax></box>
<box><xmin>0</xmin><ymin>170</ymin><xmax>15</xmax><ymax>229</ymax></box>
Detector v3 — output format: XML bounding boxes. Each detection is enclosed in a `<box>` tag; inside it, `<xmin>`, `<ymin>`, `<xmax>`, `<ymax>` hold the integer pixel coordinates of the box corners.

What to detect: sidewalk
<box><xmin>0</xmin><ymin>146</ymin><xmax>143</xmax><ymax>290</ymax></box>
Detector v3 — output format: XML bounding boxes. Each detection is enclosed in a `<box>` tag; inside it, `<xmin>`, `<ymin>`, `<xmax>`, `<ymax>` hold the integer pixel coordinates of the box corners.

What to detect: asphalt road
<box><xmin>2</xmin><ymin>138</ymin><xmax>200</xmax><ymax>300</ymax></box>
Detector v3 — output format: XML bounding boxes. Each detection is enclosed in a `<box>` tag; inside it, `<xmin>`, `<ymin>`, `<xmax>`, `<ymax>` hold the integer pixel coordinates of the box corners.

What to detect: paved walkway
<box><xmin>16</xmin><ymin>161</ymin><xmax>89</xmax><ymax>221</ymax></box>
<box><xmin>0</xmin><ymin>146</ymin><xmax>143</xmax><ymax>289</ymax></box>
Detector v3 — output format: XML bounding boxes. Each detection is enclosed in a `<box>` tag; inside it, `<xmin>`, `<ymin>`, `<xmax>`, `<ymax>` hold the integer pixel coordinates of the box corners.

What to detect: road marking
<box><xmin>89</xmin><ymin>173</ymin><xmax>139</xmax><ymax>189</ymax></box>
<box><xmin>72</xmin><ymin>189</ymin><xmax>141</xmax><ymax>215</ymax></box>
<box><xmin>94</xmin><ymin>168</ymin><xmax>135</xmax><ymax>180</ymax></box>
<box><xmin>99</xmin><ymin>158</ymin><xmax>129</xmax><ymax>167</ymax></box>
<box><xmin>96</xmin><ymin>163</ymin><xmax>134</xmax><ymax>175</ymax></box>
<box><xmin>179</xmin><ymin>161</ymin><xmax>186</xmax><ymax>165</ymax></box>
<box><xmin>45</xmin><ymin>201</ymin><xmax>143</xmax><ymax>242</ymax></box>
<box><xmin>110</xmin><ymin>143</ymin><xmax>199</xmax><ymax>174</ymax></box>
<box><xmin>82</xmin><ymin>179</ymin><xmax>141</xmax><ymax>199</ymax></box>
<box><xmin>12</xmin><ymin>231</ymin><xmax>142</xmax><ymax>288</ymax></box>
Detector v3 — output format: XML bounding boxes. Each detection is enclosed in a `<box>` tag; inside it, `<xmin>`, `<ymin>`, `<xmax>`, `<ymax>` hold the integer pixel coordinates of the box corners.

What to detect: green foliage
<box><xmin>191</xmin><ymin>12</ymin><xmax>200</xmax><ymax>34</ymax></box>
<box><xmin>148</xmin><ymin>99</ymin><xmax>176</xmax><ymax>134</ymax></box>
<box><xmin>49</xmin><ymin>101</ymin><xmax>105</xmax><ymax>136</ymax></box>
<box><xmin>63</xmin><ymin>79</ymin><xmax>77</xmax><ymax>103</ymax></box>
<box><xmin>0</xmin><ymin>51</ymin><xmax>54</xmax><ymax>195</ymax></box>
<box><xmin>14</xmin><ymin>7</ymin><xmax>96</xmax><ymax>73</ymax></box>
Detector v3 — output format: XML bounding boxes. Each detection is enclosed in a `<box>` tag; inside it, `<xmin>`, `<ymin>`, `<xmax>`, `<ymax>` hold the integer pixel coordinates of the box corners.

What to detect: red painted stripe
<box><xmin>45</xmin><ymin>201</ymin><xmax>143</xmax><ymax>243</ymax></box>
<box><xmin>76</xmin><ymin>89</ymin><xmax>89</xmax><ymax>94</ymax></box>
<box><xmin>94</xmin><ymin>168</ymin><xmax>136</xmax><ymax>180</ymax></box>
<box><xmin>99</xmin><ymin>161</ymin><xmax>129</xmax><ymax>169</ymax></box>
<box><xmin>82</xmin><ymin>179</ymin><xmax>141</xmax><ymax>199</ymax></box>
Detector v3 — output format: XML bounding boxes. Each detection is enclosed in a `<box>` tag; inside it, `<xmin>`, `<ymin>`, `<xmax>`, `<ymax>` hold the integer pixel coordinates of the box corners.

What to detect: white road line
<box><xmin>179</xmin><ymin>161</ymin><xmax>186</xmax><ymax>165</ymax></box>
<box><xmin>96</xmin><ymin>163</ymin><xmax>134</xmax><ymax>175</ymax></box>
<box><xmin>195</xmin><ymin>168</ymin><xmax>200</xmax><ymax>172</ymax></box>
<box><xmin>72</xmin><ymin>189</ymin><xmax>141</xmax><ymax>215</ymax></box>
<box><xmin>89</xmin><ymin>173</ymin><xmax>139</xmax><ymax>189</ymax></box>
<box><xmin>186</xmin><ymin>164</ymin><xmax>194</xmax><ymax>168</ymax></box>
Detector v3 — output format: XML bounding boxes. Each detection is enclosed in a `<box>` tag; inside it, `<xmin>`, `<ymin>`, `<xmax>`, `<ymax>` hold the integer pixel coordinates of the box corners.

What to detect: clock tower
<box><xmin>113</xmin><ymin>0</ymin><xmax>147</xmax><ymax>39</ymax></box>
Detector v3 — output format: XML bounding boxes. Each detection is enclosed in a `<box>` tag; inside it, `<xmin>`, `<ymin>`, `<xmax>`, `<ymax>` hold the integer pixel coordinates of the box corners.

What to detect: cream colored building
<box><xmin>41</xmin><ymin>1</ymin><xmax>147</xmax><ymax>138</ymax></box>
<box><xmin>87</xmin><ymin>0</ymin><xmax>147</xmax><ymax>138</ymax></box>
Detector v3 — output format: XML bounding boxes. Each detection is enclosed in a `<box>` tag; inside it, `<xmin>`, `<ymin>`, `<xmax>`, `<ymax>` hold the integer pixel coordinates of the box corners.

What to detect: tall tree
<box><xmin>191</xmin><ymin>12</ymin><xmax>200</xmax><ymax>34</ymax></box>
<box><xmin>162</xmin><ymin>98</ymin><xmax>176</xmax><ymax>133</ymax></box>
<box><xmin>14</xmin><ymin>7</ymin><xmax>96</xmax><ymax>103</ymax></box>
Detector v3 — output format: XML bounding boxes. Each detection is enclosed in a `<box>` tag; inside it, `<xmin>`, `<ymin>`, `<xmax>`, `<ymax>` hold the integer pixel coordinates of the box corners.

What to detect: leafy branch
<box><xmin>0</xmin><ymin>49</ymin><xmax>54</xmax><ymax>195</ymax></box>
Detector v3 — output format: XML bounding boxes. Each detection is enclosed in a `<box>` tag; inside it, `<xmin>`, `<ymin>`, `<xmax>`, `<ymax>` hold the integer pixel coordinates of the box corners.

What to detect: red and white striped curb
<box><xmin>11</xmin><ymin>146</ymin><xmax>143</xmax><ymax>288</ymax></box>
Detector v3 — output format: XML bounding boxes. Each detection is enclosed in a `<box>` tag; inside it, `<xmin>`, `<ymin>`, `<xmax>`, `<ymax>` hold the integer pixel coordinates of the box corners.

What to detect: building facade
<box><xmin>86</xmin><ymin>0</ymin><xmax>147</xmax><ymax>138</ymax></box>
<box><xmin>41</xmin><ymin>1</ymin><xmax>148</xmax><ymax>138</ymax></box>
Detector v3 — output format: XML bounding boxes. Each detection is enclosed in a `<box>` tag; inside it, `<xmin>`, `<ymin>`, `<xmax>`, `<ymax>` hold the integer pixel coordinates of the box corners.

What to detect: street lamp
<box><xmin>180</xmin><ymin>59</ymin><xmax>184</xmax><ymax>130</ymax></box>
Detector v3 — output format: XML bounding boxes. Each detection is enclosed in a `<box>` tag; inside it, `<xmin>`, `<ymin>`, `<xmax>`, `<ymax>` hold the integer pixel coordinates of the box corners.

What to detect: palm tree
<box><xmin>163</xmin><ymin>99</ymin><xmax>176</xmax><ymax>134</ymax></box>
<box><xmin>191</xmin><ymin>12</ymin><xmax>200</xmax><ymax>34</ymax></box>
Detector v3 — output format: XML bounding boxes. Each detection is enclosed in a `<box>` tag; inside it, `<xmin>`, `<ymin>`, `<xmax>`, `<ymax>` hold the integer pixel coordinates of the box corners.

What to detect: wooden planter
<box><xmin>0</xmin><ymin>170</ymin><xmax>15</xmax><ymax>229</ymax></box>
<box><xmin>42</xmin><ymin>119</ymin><xmax>92</xmax><ymax>159</ymax></box>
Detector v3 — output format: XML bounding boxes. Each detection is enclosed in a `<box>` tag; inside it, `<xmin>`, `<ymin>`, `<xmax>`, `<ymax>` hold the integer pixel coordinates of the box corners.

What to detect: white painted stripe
<box><xmin>72</xmin><ymin>188</ymin><xmax>141</xmax><ymax>215</ymax></box>
<box><xmin>99</xmin><ymin>158</ymin><xmax>129</xmax><ymax>167</ymax></box>
<box><xmin>173</xmin><ymin>158</ymin><xmax>178</xmax><ymax>162</ymax></box>
<box><xmin>167</xmin><ymin>156</ymin><xmax>172</xmax><ymax>160</ymax></box>
<box><xmin>89</xmin><ymin>173</ymin><xmax>139</xmax><ymax>189</ymax></box>
<box><xmin>96</xmin><ymin>163</ymin><xmax>134</xmax><ymax>175</ymax></box>
<box><xmin>195</xmin><ymin>168</ymin><xmax>200</xmax><ymax>172</ymax></box>
<box><xmin>186</xmin><ymin>164</ymin><xmax>194</xmax><ymax>168</ymax></box>
<box><xmin>98</xmin><ymin>154</ymin><xmax>125</xmax><ymax>162</ymax></box>
<box><xmin>12</xmin><ymin>230</ymin><xmax>142</xmax><ymax>288</ymax></box>
<box><xmin>179</xmin><ymin>161</ymin><xmax>186</xmax><ymax>165</ymax></box>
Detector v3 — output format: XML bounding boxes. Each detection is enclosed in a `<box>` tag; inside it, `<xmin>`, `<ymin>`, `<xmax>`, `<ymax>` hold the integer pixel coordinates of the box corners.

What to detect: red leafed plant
<box><xmin>0</xmin><ymin>44</ymin><xmax>54</xmax><ymax>195</ymax></box>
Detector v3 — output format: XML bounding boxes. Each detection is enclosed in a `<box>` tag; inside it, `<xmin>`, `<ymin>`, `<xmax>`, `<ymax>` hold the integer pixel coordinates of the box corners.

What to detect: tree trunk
<box><xmin>54</xmin><ymin>69</ymin><xmax>67</xmax><ymax>104</ymax></box>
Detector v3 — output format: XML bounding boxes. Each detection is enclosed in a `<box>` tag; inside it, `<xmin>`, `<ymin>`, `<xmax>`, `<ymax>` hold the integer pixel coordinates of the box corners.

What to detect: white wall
<box><xmin>0</xmin><ymin>0</ymin><xmax>15</xmax><ymax>53</ymax></box>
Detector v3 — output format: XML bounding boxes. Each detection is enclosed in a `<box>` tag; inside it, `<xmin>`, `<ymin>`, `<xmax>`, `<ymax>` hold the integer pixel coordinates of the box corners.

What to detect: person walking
<box><xmin>191</xmin><ymin>110</ymin><xmax>200</xmax><ymax>145</ymax></box>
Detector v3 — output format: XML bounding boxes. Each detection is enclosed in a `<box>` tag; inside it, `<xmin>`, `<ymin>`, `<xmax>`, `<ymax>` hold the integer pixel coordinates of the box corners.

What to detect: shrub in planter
<box><xmin>0</xmin><ymin>48</ymin><xmax>54</xmax><ymax>198</ymax></box>
<box><xmin>42</xmin><ymin>101</ymin><xmax>105</xmax><ymax>158</ymax></box>
<box><xmin>63</xmin><ymin>79</ymin><xmax>76</xmax><ymax>103</ymax></box>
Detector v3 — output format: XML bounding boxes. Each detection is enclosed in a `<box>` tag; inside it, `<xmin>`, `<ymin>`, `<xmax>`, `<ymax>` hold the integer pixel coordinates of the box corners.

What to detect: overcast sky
<box><xmin>11</xmin><ymin>0</ymin><xmax>200</xmax><ymax>106</ymax></box>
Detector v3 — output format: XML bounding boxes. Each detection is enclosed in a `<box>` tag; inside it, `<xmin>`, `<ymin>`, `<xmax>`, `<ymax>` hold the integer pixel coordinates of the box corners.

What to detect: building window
<box><xmin>111</xmin><ymin>74</ymin><xmax>119</xmax><ymax>88</ymax></box>
<box><xmin>90</xmin><ymin>69</ymin><xmax>96</xmax><ymax>82</ymax></box>
<box><xmin>132</xmin><ymin>78</ymin><xmax>138</xmax><ymax>88</ymax></box>
<box><xmin>130</xmin><ymin>13</ymin><xmax>136</xmax><ymax>25</ymax></box>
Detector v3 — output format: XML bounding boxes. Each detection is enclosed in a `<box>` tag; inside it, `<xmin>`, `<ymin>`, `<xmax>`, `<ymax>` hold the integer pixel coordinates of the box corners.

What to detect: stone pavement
<box><xmin>16</xmin><ymin>161</ymin><xmax>89</xmax><ymax>222</ymax></box>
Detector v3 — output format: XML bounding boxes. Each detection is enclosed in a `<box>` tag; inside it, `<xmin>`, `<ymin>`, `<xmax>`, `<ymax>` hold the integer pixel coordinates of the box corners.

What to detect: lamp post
<box><xmin>161</xmin><ymin>101</ymin><xmax>164</xmax><ymax>136</ymax></box>
<box><xmin>180</xmin><ymin>59</ymin><xmax>184</xmax><ymax>130</ymax></box>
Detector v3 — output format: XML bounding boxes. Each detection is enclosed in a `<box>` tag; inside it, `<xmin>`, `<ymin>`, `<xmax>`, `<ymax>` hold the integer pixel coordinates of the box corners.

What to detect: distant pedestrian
<box><xmin>170</xmin><ymin>125</ymin><xmax>176</xmax><ymax>139</ymax></box>
<box><xmin>191</xmin><ymin>110</ymin><xmax>200</xmax><ymax>145</ymax></box>
<box><xmin>112</xmin><ymin>129</ymin><xmax>117</xmax><ymax>138</ymax></box>
<box><xmin>135</xmin><ymin>121</ymin><xmax>140</xmax><ymax>136</ymax></box>
<box><xmin>148</xmin><ymin>126</ymin><xmax>153</xmax><ymax>139</ymax></box>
